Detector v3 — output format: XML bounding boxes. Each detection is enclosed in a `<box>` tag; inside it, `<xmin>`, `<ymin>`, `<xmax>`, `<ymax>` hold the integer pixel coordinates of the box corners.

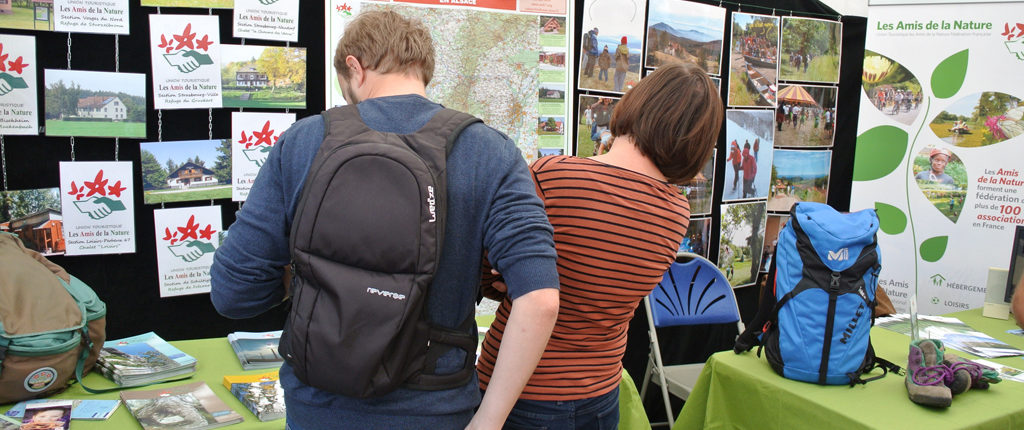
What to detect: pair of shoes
<box><xmin>905</xmin><ymin>339</ymin><xmax>952</xmax><ymax>408</ymax></box>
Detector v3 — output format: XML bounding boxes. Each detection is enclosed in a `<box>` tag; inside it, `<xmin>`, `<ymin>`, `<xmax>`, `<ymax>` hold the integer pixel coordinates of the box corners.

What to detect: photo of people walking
<box><xmin>577</xmin><ymin>0</ymin><xmax>646</xmax><ymax>94</ymax></box>
<box><xmin>723</xmin><ymin>110</ymin><xmax>774</xmax><ymax>201</ymax></box>
<box><xmin>861</xmin><ymin>50</ymin><xmax>923</xmax><ymax>126</ymax></box>
<box><xmin>774</xmin><ymin>84</ymin><xmax>838</xmax><ymax>147</ymax></box>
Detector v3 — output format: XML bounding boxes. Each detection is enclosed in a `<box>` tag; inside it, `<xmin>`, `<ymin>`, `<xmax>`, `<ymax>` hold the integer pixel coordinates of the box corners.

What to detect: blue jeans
<box><xmin>502</xmin><ymin>387</ymin><xmax>619</xmax><ymax>430</ymax></box>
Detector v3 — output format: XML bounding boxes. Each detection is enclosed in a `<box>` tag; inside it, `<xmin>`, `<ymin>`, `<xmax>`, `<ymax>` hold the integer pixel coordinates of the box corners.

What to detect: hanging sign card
<box><xmin>54</xmin><ymin>0</ymin><xmax>130</xmax><ymax>34</ymax></box>
<box><xmin>0</xmin><ymin>35</ymin><xmax>38</xmax><ymax>136</ymax></box>
<box><xmin>232</xmin><ymin>0</ymin><xmax>300</xmax><ymax>42</ymax></box>
<box><xmin>231</xmin><ymin>112</ymin><xmax>294</xmax><ymax>201</ymax></box>
<box><xmin>153</xmin><ymin>205</ymin><xmax>222</xmax><ymax>297</ymax></box>
<box><xmin>59</xmin><ymin>161</ymin><xmax>136</xmax><ymax>255</ymax></box>
<box><xmin>149</xmin><ymin>14</ymin><xmax>223</xmax><ymax>109</ymax></box>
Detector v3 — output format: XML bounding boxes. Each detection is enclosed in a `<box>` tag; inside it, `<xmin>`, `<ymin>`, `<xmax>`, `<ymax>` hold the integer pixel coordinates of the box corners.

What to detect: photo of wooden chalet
<box><xmin>2</xmin><ymin>209</ymin><xmax>66</xmax><ymax>254</ymax></box>
<box><xmin>0</xmin><ymin>0</ymin><xmax>12</xmax><ymax>14</ymax></box>
<box><xmin>542</xmin><ymin>17</ymin><xmax>561</xmax><ymax>33</ymax></box>
<box><xmin>540</xmin><ymin>52</ymin><xmax>566</xmax><ymax>67</ymax></box>
<box><xmin>77</xmin><ymin>96</ymin><xmax>127</xmax><ymax>120</ymax></box>
<box><xmin>167</xmin><ymin>162</ymin><xmax>219</xmax><ymax>189</ymax></box>
<box><xmin>236</xmin><ymin>67</ymin><xmax>269</xmax><ymax>88</ymax></box>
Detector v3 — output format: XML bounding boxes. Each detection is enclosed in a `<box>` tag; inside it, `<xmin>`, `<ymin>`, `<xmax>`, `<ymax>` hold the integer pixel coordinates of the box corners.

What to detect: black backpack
<box><xmin>281</xmin><ymin>105</ymin><xmax>481</xmax><ymax>398</ymax></box>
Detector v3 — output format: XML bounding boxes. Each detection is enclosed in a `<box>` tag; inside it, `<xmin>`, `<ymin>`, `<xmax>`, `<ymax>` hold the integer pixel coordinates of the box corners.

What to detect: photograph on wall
<box><xmin>723</xmin><ymin>110</ymin><xmax>774</xmax><ymax>201</ymax></box>
<box><xmin>679</xmin><ymin>149</ymin><xmax>715</xmax><ymax>216</ymax></box>
<box><xmin>149</xmin><ymin>14</ymin><xmax>222</xmax><ymax>109</ymax></box>
<box><xmin>538</xmin><ymin>47</ymin><xmax>567</xmax><ymax>86</ymax></box>
<box><xmin>141</xmin><ymin>0</ymin><xmax>231</xmax><ymax>8</ymax></box>
<box><xmin>43</xmin><ymin>70</ymin><xmax>146</xmax><ymax>138</ymax></box>
<box><xmin>538</xmin><ymin>115</ymin><xmax>565</xmax><ymax>146</ymax></box>
<box><xmin>539</xmin><ymin>16</ymin><xmax>567</xmax><ymax>47</ymax></box>
<box><xmin>54</xmin><ymin>0</ymin><xmax>129</xmax><ymax>34</ymax></box>
<box><xmin>775</xmin><ymin>84</ymin><xmax>837</xmax><ymax>147</ymax></box>
<box><xmin>779</xmin><ymin>16</ymin><xmax>841</xmax><ymax>84</ymax></box>
<box><xmin>760</xmin><ymin>214</ymin><xmax>789</xmax><ymax>273</ymax></box>
<box><xmin>913</xmin><ymin>146</ymin><xmax>967</xmax><ymax>223</ymax></box>
<box><xmin>709</xmin><ymin>75</ymin><xmax>721</xmax><ymax>90</ymax></box>
<box><xmin>233</xmin><ymin>0</ymin><xmax>298</xmax><ymax>42</ymax></box>
<box><xmin>644</xmin><ymin>0</ymin><xmax>725</xmax><ymax>75</ymax></box>
<box><xmin>679</xmin><ymin>216</ymin><xmax>711</xmax><ymax>259</ymax></box>
<box><xmin>220</xmin><ymin>45</ymin><xmax>306</xmax><ymax>109</ymax></box>
<box><xmin>768</xmin><ymin>149</ymin><xmax>831</xmax><ymax>213</ymax></box>
<box><xmin>153</xmin><ymin>206</ymin><xmax>222</xmax><ymax>297</ymax></box>
<box><xmin>728</xmin><ymin>12</ymin><xmax>779</xmax><ymax>107</ymax></box>
<box><xmin>576</xmin><ymin>95</ymin><xmax>619</xmax><ymax>157</ymax></box>
<box><xmin>537</xmin><ymin>147</ymin><xmax>564</xmax><ymax>159</ymax></box>
<box><xmin>140</xmin><ymin>139</ymin><xmax>231</xmax><ymax>204</ymax></box>
<box><xmin>0</xmin><ymin>35</ymin><xmax>38</xmax><ymax>135</ymax></box>
<box><xmin>59</xmin><ymin>161</ymin><xmax>135</xmax><ymax>255</ymax></box>
<box><xmin>538</xmin><ymin>82</ymin><xmax>566</xmax><ymax>116</ymax></box>
<box><xmin>0</xmin><ymin>187</ymin><xmax>64</xmax><ymax>256</ymax></box>
<box><xmin>860</xmin><ymin>50</ymin><xmax>922</xmax><ymax>126</ymax></box>
<box><xmin>232</xmin><ymin>112</ymin><xmax>295</xmax><ymax>201</ymax></box>
<box><xmin>718</xmin><ymin>200</ymin><xmax>766</xmax><ymax>288</ymax></box>
<box><xmin>578</xmin><ymin>0</ymin><xmax>646</xmax><ymax>94</ymax></box>
<box><xmin>929</xmin><ymin>92</ymin><xmax>1024</xmax><ymax>147</ymax></box>
<box><xmin>0</xmin><ymin>0</ymin><xmax>55</xmax><ymax>31</ymax></box>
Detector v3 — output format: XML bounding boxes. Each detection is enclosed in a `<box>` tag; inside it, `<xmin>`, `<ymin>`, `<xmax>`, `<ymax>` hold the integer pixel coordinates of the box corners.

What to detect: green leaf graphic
<box><xmin>853</xmin><ymin>126</ymin><xmax>908</xmax><ymax>181</ymax></box>
<box><xmin>920</xmin><ymin>236</ymin><xmax>948</xmax><ymax>262</ymax></box>
<box><xmin>874</xmin><ymin>202</ymin><xmax>907</xmax><ymax>235</ymax></box>
<box><xmin>931</xmin><ymin>49</ymin><xmax>968</xmax><ymax>99</ymax></box>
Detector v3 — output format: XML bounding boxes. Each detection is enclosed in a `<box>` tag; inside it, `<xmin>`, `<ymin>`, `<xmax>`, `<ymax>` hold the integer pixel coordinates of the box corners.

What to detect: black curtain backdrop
<box><xmin>3</xmin><ymin>0</ymin><xmax>865</xmax><ymax>402</ymax></box>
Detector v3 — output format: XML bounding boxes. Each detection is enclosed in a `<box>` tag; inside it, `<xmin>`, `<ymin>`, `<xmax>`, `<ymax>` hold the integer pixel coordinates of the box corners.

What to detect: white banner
<box><xmin>153</xmin><ymin>206</ymin><xmax>222</xmax><ymax>297</ymax></box>
<box><xmin>59</xmin><ymin>161</ymin><xmax>136</xmax><ymax>255</ymax></box>
<box><xmin>149</xmin><ymin>14</ymin><xmax>222</xmax><ymax>109</ymax></box>
<box><xmin>850</xmin><ymin>4</ymin><xmax>1024</xmax><ymax>313</ymax></box>
<box><xmin>231</xmin><ymin>111</ymin><xmax>295</xmax><ymax>201</ymax></box>
<box><xmin>0</xmin><ymin>35</ymin><xmax>37</xmax><ymax>135</ymax></box>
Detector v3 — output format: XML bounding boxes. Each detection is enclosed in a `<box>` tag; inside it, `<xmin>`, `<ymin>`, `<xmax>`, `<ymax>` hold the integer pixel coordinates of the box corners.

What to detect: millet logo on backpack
<box><xmin>366</xmin><ymin>287</ymin><xmax>406</xmax><ymax>300</ymax></box>
<box><xmin>827</xmin><ymin>248</ymin><xmax>849</xmax><ymax>261</ymax></box>
<box><xmin>427</xmin><ymin>185</ymin><xmax>437</xmax><ymax>223</ymax></box>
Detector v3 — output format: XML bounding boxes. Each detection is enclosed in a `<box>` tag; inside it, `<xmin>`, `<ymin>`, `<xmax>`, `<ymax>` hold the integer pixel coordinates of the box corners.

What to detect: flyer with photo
<box><xmin>149</xmin><ymin>14</ymin><xmax>222</xmax><ymax>109</ymax></box>
<box><xmin>60</xmin><ymin>161</ymin><xmax>136</xmax><ymax>255</ymax></box>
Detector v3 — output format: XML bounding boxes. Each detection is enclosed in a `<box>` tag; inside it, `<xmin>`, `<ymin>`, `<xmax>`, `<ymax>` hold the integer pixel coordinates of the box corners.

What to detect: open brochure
<box><xmin>876</xmin><ymin>314</ymin><xmax>1024</xmax><ymax>358</ymax></box>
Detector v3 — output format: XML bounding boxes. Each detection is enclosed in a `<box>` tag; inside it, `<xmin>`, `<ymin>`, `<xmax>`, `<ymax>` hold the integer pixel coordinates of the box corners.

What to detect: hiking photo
<box><xmin>775</xmin><ymin>84</ymin><xmax>838</xmax><ymax>147</ymax></box>
<box><xmin>723</xmin><ymin>110</ymin><xmax>774</xmax><ymax>201</ymax></box>
<box><xmin>0</xmin><ymin>187</ymin><xmax>64</xmax><ymax>255</ymax></box>
<box><xmin>644</xmin><ymin>0</ymin><xmax>726</xmax><ymax>75</ymax></box>
<box><xmin>779</xmin><ymin>17</ymin><xmax>842</xmax><ymax>84</ymax></box>
<box><xmin>577</xmin><ymin>0</ymin><xmax>646</xmax><ymax>94</ymax></box>
<box><xmin>718</xmin><ymin>200</ymin><xmax>766</xmax><ymax>288</ymax></box>
<box><xmin>861</xmin><ymin>50</ymin><xmax>923</xmax><ymax>126</ymax></box>
<box><xmin>44</xmin><ymin>70</ymin><xmax>146</xmax><ymax>139</ymax></box>
<box><xmin>221</xmin><ymin>45</ymin><xmax>307</xmax><ymax>109</ymax></box>
<box><xmin>728</xmin><ymin>12</ymin><xmax>779</xmax><ymax>107</ymax></box>
<box><xmin>768</xmin><ymin>149</ymin><xmax>831</xmax><ymax>213</ymax></box>
<box><xmin>140</xmin><ymin>139</ymin><xmax>232</xmax><ymax>204</ymax></box>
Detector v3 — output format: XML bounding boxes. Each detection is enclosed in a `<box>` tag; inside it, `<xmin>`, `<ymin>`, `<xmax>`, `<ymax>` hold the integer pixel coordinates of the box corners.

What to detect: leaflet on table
<box><xmin>153</xmin><ymin>206</ymin><xmax>222</xmax><ymax>297</ymax></box>
<box><xmin>0</xmin><ymin>35</ymin><xmax>38</xmax><ymax>136</ymax></box>
<box><xmin>60</xmin><ymin>161</ymin><xmax>136</xmax><ymax>256</ymax></box>
<box><xmin>972</xmin><ymin>358</ymin><xmax>1024</xmax><ymax>383</ymax></box>
<box><xmin>233</xmin><ymin>0</ymin><xmax>299</xmax><ymax>42</ymax></box>
<box><xmin>231</xmin><ymin>112</ymin><xmax>295</xmax><ymax>201</ymax></box>
<box><xmin>54</xmin><ymin>0</ymin><xmax>130</xmax><ymax>34</ymax></box>
<box><xmin>5</xmin><ymin>399</ymin><xmax>120</xmax><ymax>420</ymax></box>
<box><xmin>149</xmin><ymin>14</ymin><xmax>223</xmax><ymax>109</ymax></box>
<box><xmin>876</xmin><ymin>313</ymin><xmax>1024</xmax><ymax>358</ymax></box>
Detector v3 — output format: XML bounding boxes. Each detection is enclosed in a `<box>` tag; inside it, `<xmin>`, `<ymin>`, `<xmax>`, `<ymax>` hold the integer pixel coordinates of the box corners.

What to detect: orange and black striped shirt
<box><xmin>477</xmin><ymin>155</ymin><xmax>689</xmax><ymax>400</ymax></box>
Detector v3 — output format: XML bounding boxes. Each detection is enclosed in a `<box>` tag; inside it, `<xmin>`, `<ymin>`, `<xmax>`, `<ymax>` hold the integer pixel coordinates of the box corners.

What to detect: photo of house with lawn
<box><xmin>140</xmin><ymin>139</ymin><xmax>232</xmax><ymax>204</ymax></box>
<box><xmin>0</xmin><ymin>0</ymin><xmax>54</xmax><ymax>31</ymax></box>
<box><xmin>221</xmin><ymin>45</ymin><xmax>306</xmax><ymax>109</ymax></box>
<box><xmin>0</xmin><ymin>188</ymin><xmax>64</xmax><ymax>255</ymax></box>
<box><xmin>44</xmin><ymin>69</ymin><xmax>146</xmax><ymax>138</ymax></box>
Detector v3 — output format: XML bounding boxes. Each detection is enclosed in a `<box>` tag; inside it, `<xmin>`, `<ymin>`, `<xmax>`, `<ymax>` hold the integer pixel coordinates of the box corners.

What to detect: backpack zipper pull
<box><xmin>829</xmin><ymin>272</ymin><xmax>841</xmax><ymax>291</ymax></box>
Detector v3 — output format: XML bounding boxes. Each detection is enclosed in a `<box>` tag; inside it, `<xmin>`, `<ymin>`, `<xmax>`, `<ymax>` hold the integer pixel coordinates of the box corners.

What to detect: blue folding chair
<box><xmin>640</xmin><ymin>252</ymin><xmax>745</xmax><ymax>428</ymax></box>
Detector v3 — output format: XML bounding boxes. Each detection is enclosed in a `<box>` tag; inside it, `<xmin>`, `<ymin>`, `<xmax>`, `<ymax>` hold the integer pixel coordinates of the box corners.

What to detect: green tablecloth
<box><xmin>675</xmin><ymin>309</ymin><xmax>1024</xmax><ymax>430</ymax></box>
<box><xmin>0</xmin><ymin>335</ymin><xmax>651</xmax><ymax>429</ymax></box>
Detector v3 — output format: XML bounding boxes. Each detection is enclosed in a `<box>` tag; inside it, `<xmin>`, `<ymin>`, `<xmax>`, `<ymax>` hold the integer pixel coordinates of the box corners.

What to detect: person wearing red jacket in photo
<box><xmin>726</xmin><ymin>140</ymin><xmax>742</xmax><ymax>192</ymax></box>
<box><xmin>742</xmin><ymin>141</ymin><xmax>757</xmax><ymax>198</ymax></box>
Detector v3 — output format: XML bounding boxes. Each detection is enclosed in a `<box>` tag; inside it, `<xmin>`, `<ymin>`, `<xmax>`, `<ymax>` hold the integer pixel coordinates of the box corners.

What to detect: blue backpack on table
<box><xmin>734</xmin><ymin>202</ymin><xmax>900</xmax><ymax>385</ymax></box>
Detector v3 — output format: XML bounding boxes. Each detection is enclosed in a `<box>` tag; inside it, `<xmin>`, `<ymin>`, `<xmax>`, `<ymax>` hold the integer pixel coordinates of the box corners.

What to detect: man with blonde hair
<box><xmin>211</xmin><ymin>9</ymin><xmax>560</xmax><ymax>429</ymax></box>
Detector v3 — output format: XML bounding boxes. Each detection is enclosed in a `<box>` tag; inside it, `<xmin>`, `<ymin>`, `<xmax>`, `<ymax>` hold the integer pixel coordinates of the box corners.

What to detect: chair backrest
<box><xmin>647</xmin><ymin>252</ymin><xmax>742</xmax><ymax>328</ymax></box>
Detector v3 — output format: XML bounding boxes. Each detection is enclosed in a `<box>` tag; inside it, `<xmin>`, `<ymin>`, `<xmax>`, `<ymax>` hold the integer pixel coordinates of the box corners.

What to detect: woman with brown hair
<box><xmin>477</xmin><ymin>62</ymin><xmax>723</xmax><ymax>429</ymax></box>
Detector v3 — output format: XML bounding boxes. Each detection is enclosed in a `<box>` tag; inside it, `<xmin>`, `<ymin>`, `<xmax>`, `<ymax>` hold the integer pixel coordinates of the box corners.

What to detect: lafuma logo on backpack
<box><xmin>827</xmin><ymin>248</ymin><xmax>849</xmax><ymax>261</ymax></box>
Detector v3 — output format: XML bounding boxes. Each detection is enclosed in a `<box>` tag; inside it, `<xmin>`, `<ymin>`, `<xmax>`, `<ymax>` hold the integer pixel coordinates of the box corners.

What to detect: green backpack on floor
<box><xmin>0</xmin><ymin>232</ymin><xmax>107</xmax><ymax>404</ymax></box>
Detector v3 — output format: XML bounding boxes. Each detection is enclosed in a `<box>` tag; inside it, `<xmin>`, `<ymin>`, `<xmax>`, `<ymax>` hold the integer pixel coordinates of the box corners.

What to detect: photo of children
<box><xmin>19</xmin><ymin>401</ymin><xmax>71</xmax><ymax>430</ymax></box>
<box><xmin>576</xmin><ymin>95</ymin><xmax>620</xmax><ymax>157</ymax></box>
<box><xmin>644</xmin><ymin>0</ymin><xmax>726</xmax><ymax>75</ymax></box>
<box><xmin>719</xmin><ymin>200</ymin><xmax>766</xmax><ymax>287</ymax></box>
<box><xmin>768</xmin><ymin>149</ymin><xmax>831</xmax><ymax>213</ymax></box>
<box><xmin>578</xmin><ymin>0</ymin><xmax>646</xmax><ymax>94</ymax></box>
<box><xmin>0</xmin><ymin>188</ymin><xmax>64</xmax><ymax>255</ymax></box>
<box><xmin>679</xmin><ymin>217</ymin><xmax>711</xmax><ymax>259</ymax></box>
<box><xmin>220</xmin><ymin>45</ymin><xmax>307</xmax><ymax>109</ymax></box>
<box><xmin>728</xmin><ymin>13</ymin><xmax>779</xmax><ymax>107</ymax></box>
<box><xmin>913</xmin><ymin>146</ymin><xmax>967</xmax><ymax>223</ymax></box>
<box><xmin>775</xmin><ymin>84</ymin><xmax>837</xmax><ymax>147</ymax></box>
<box><xmin>723</xmin><ymin>110</ymin><xmax>774</xmax><ymax>201</ymax></box>
<box><xmin>140</xmin><ymin>140</ymin><xmax>232</xmax><ymax>204</ymax></box>
<box><xmin>780</xmin><ymin>17</ymin><xmax>842</xmax><ymax>83</ymax></box>
<box><xmin>44</xmin><ymin>70</ymin><xmax>146</xmax><ymax>139</ymax></box>
<box><xmin>862</xmin><ymin>50</ymin><xmax>923</xmax><ymax>126</ymax></box>
<box><xmin>930</xmin><ymin>91</ymin><xmax>1024</xmax><ymax>147</ymax></box>
<box><xmin>678</xmin><ymin>149</ymin><xmax>715</xmax><ymax>215</ymax></box>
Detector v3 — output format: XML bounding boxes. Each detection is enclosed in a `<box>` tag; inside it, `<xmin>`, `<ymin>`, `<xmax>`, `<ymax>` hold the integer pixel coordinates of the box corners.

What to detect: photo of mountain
<box><xmin>645</xmin><ymin>0</ymin><xmax>726</xmax><ymax>75</ymax></box>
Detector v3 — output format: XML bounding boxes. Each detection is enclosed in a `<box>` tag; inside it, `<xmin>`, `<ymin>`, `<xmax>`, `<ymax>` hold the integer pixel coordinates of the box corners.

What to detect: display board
<box><xmin>850</xmin><ymin>3</ymin><xmax>1024</xmax><ymax>313</ymax></box>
